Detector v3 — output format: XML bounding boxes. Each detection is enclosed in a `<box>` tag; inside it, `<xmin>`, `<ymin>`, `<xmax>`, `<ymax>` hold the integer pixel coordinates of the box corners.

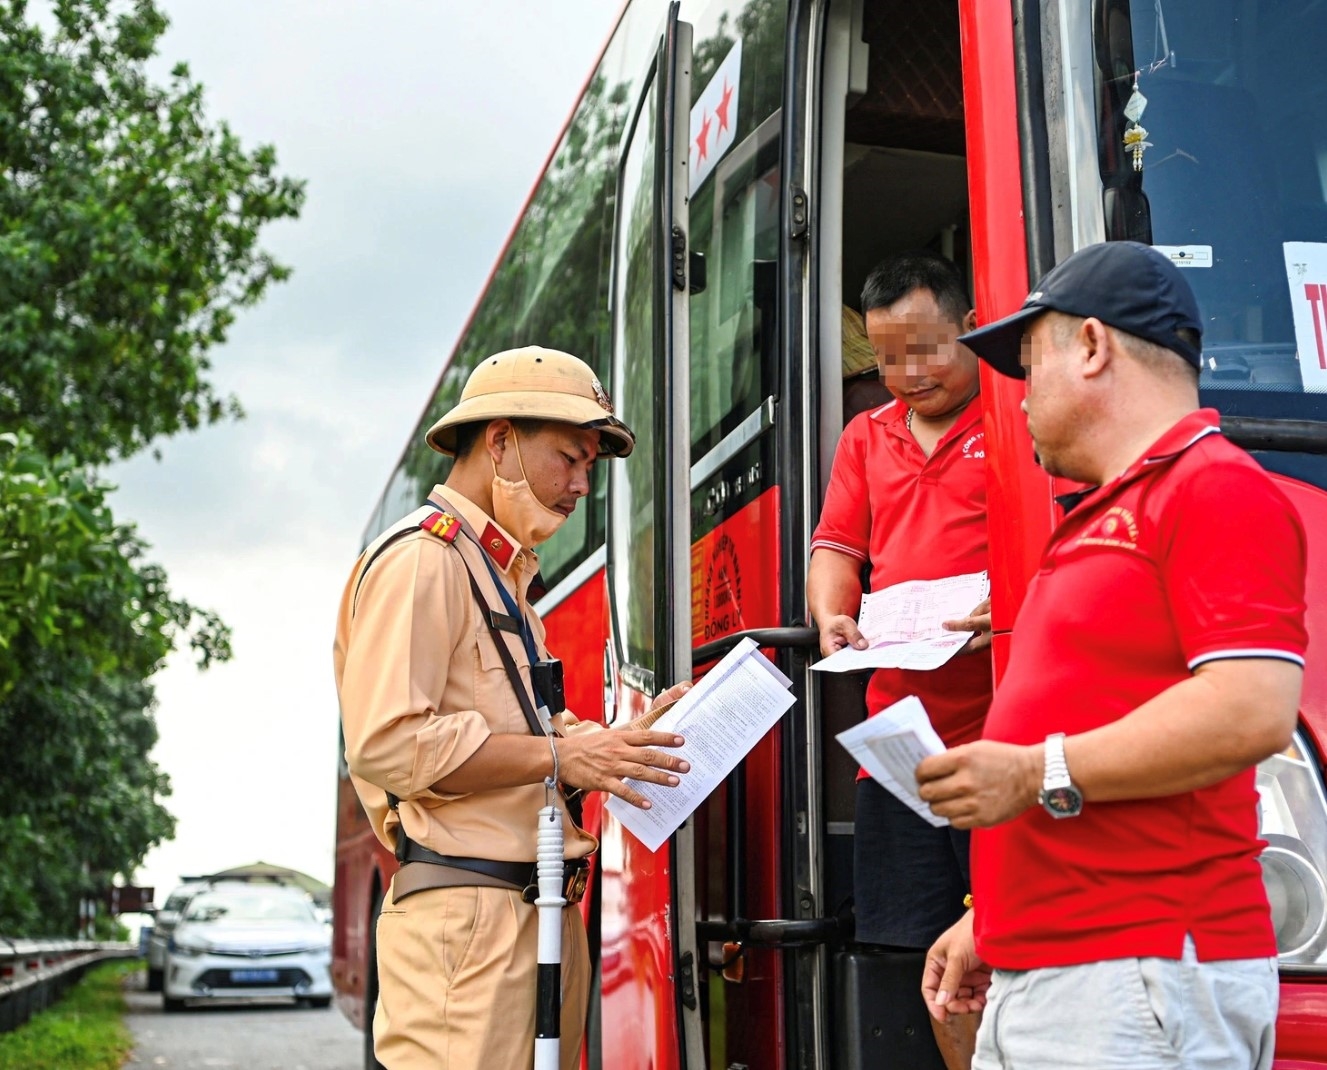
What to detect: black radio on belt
<box><xmin>531</xmin><ymin>657</ymin><xmax>565</xmax><ymax>715</ymax></box>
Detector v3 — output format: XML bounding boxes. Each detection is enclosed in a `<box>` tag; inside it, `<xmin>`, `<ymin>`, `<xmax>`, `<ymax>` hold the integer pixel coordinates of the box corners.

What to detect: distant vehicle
<box><xmin>162</xmin><ymin>882</ymin><xmax>333</xmax><ymax>1012</ymax></box>
<box><xmin>145</xmin><ymin>880</ymin><xmax>210</xmax><ymax>993</ymax></box>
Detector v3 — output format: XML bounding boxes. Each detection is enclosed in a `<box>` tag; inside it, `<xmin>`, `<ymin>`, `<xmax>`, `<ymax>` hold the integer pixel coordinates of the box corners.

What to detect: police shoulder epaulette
<box><xmin>419</xmin><ymin>510</ymin><xmax>461</xmax><ymax>542</ymax></box>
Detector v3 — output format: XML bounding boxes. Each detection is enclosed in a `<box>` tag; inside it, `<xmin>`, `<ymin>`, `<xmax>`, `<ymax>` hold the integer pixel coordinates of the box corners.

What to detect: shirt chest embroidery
<box><xmin>1072</xmin><ymin>505</ymin><xmax>1140</xmax><ymax>551</ymax></box>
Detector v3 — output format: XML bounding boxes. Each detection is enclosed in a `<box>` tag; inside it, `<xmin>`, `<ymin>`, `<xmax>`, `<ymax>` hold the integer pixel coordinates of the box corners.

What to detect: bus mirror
<box><xmin>1103</xmin><ymin>183</ymin><xmax>1152</xmax><ymax>244</ymax></box>
<box><xmin>689</xmin><ymin>250</ymin><xmax>707</xmax><ymax>295</ymax></box>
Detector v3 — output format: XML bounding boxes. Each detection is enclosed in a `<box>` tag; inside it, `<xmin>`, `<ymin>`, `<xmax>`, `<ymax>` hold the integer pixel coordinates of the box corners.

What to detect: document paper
<box><xmin>812</xmin><ymin>571</ymin><xmax>989</xmax><ymax>673</ymax></box>
<box><xmin>835</xmin><ymin>695</ymin><xmax>949</xmax><ymax>827</ymax></box>
<box><xmin>607</xmin><ymin>637</ymin><xmax>796</xmax><ymax>852</ymax></box>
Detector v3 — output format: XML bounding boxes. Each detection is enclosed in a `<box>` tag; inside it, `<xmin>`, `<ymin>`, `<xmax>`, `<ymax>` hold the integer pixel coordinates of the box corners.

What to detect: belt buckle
<box><xmin>563</xmin><ymin>864</ymin><xmax>588</xmax><ymax>904</ymax></box>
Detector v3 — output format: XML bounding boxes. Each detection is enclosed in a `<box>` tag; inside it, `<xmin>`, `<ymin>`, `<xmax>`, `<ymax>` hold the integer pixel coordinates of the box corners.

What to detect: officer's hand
<box><xmin>623</xmin><ymin>681</ymin><xmax>693</xmax><ymax>733</ymax></box>
<box><xmin>559</xmin><ymin>729</ymin><xmax>689</xmax><ymax>809</ymax></box>
<box><xmin>942</xmin><ymin>598</ymin><xmax>992</xmax><ymax>654</ymax></box>
<box><xmin>819</xmin><ymin>614</ymin><xmax>867</xmax><ymax>657</ymax></box>
<box><xmin>921</xmin><ymin>910</ymin><xmax>990</xmax><ymax>1023</ymax></box>
<box><xmin>915</xmin><ymin>740</ymin><xmax>1041</xmax><ymax>828</ymax></box>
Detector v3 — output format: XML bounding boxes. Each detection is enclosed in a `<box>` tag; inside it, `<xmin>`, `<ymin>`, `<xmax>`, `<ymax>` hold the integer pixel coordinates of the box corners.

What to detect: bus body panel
<box><xmin>541</xmin><ymin>567</ymin><xmax>610</xmax><ymax>731</ymax></box>
<box><xmin>690</xmin><ymin>488</ymin><xmax>785</xmax><ymax>1067</ymax></box>
<box><xmin>599</xmin><ymin>679</ymin><xmax>681</xmax><ymax>1070</ymax></box>
<box><xmin>331</xmin><ymin>779</ymin><xmax>394</xmax><ymax>1030</ymax></box>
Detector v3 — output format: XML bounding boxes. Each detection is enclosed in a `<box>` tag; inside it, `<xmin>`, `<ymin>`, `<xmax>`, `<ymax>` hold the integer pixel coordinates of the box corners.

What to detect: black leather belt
<box><xmin>399</xmin><ymin>840</ymin><xmax>589</xmax><ymax>904</ymax></box>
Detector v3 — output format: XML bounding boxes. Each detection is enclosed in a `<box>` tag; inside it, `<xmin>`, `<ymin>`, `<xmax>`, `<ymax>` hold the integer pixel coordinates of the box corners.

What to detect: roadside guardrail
<box><xmin>0</xmin><ymin>938</ymin><xmax>138</xmax><ymax>1034</ymax></box>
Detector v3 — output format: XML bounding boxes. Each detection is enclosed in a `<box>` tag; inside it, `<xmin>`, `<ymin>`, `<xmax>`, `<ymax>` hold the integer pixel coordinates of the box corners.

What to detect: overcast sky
<box><xmin>109</xmin><ymin>0</ymin><xmax>624</xmax><ymax>904</ymax></box>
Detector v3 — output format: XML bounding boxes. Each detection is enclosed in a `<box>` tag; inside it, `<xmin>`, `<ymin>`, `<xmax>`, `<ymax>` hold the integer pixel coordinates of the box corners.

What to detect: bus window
<box><xmin>608</xmin><ymin>75</ymin><xmax>659</xmax><ymax>686</ymax></box>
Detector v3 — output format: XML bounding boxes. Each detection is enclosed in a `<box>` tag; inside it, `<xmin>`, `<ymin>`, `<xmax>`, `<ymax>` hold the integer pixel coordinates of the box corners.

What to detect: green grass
<box><xmin>0</xmin><ymin>960</ymin><xmax>136</xmax><ymax>1070</ymax></box>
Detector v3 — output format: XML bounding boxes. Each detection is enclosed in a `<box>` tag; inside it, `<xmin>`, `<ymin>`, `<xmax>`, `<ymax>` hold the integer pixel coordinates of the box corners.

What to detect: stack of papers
<box><xmin>835</xmin><ymin>695</ymin><xmax>949</xmax><ymax>827</ymax></box>
<box><xmin>812</xmin><ymin>571</ymin><xmax>989</xmax><ymax>673</ymax></box>
<box><xmin>607</xmin><ymin>638</ymin><xmax>796</xmax><ymax>852</ymax></box>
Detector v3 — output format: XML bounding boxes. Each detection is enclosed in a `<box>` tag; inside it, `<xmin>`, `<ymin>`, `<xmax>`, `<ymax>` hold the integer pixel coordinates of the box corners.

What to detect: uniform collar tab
<box><xmin>430</xmin><ymin>485</ymin><xmax>527</xmax><ymax>573</ymax></box>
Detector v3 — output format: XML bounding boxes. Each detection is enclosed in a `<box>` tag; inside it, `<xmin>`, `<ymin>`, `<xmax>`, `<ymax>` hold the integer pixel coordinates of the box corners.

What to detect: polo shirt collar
<box><xmin>1054</xmin><ymin>409</ymin><xmax>1221</xmax><ymax>514</ymax></box>
<box><xmin>868</xmin><ymin>392</ymin><xmax>984</xmax><ymax>444</ymax></box>
<box><xmin>429</xmin><ymin>485</ymin><xmax>530</xmax><ymax>576</ymax></box>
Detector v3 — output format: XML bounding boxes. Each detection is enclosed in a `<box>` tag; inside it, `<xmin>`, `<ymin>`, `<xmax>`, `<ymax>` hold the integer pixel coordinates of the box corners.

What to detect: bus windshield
<box><xmin>1091</xmin><ymin>0</ymin><xmax>1327</xmax><ymax>423</ymax></box>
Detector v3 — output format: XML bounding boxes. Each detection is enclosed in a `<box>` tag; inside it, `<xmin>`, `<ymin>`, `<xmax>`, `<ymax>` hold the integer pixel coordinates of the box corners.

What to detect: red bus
<box><xmin>333</xmin><ymin>1</ymin><xmax>1327</xmax><ymax>1067</ymax></box>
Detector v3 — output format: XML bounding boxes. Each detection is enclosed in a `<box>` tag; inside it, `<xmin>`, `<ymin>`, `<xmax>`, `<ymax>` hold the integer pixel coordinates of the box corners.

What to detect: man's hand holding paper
<box><xmin>813</xmin><ymin>571</ymin><xmax>990</xmax><ymax>673</ymax></box>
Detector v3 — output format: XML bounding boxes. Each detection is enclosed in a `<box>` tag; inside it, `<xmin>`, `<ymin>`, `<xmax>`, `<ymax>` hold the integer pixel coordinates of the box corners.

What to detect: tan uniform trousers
<box><xmin>374</xmin><ymin>881</ymin><xmax>590</xmax><ymax>1070</ymax></box>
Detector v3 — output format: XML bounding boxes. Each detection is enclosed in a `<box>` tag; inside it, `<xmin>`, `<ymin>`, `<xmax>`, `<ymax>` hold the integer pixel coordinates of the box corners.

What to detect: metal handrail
<box><xmin>0</xmin><ymin>938</ymin><xmax>138</xmax><ymax>1034</ymax></box>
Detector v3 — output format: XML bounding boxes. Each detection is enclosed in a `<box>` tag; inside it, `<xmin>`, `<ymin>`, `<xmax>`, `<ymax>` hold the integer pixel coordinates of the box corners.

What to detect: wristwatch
<box><xmin>1039</xmin><ymin>732</ymin><xmax>1084</xmax><ymax>819</ymax></box>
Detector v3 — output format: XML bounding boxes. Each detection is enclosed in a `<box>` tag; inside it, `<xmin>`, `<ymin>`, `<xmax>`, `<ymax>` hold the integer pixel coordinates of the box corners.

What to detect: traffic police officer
<box><xmin>334</xmin><ymin>347</ymin><xmax>690</xmax><ymax>1069</ymax></box>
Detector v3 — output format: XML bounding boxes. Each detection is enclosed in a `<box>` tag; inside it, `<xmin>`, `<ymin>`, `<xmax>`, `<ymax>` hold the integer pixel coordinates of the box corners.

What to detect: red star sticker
<box><xmin>695</xmin><ymin>109</ymin><xmax>712</xmax><ymax>164</ymax></box>
<box><xmin>715</xmin><ymin>79</ymin><xmax>734</xmax><ymax>133</ymax></box>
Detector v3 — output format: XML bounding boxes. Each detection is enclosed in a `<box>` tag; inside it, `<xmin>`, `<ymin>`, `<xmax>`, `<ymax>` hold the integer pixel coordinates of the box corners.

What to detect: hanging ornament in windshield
<box><xmin>1123</xmin><ymin>75</ymin><xmax>1152</xmax><ymax>172</ymax></box>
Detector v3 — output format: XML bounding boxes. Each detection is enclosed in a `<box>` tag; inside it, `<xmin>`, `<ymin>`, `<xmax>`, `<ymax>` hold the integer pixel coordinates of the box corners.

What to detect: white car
<box><xmin>162</xmin><ymin>883</ymin><xmax>333</xmax><ymax>1011</ymax></box>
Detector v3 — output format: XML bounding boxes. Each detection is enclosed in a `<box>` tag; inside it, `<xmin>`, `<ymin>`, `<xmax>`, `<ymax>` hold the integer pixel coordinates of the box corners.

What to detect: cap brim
<box><xmin>426</xmin><ymin>394</ymin><xmax>635</xmax><ymax>457</ymax></box>
<box><xmin>957</xmin><ymin>306</ymin><xmax>1045</xmax><ymax>380</ymax></box>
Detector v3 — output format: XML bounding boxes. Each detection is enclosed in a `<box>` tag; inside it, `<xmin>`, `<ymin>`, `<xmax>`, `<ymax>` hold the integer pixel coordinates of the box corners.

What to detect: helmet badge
<box><xmin>592</xmin><ymin>378</ymin><xmax>615</xmax><ymax>414</ymax></box>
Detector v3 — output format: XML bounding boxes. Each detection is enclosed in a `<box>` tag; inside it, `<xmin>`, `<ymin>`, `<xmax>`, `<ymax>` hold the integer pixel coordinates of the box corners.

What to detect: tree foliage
<box><xmin>0</xmin><ymin>0</ymin><xmax>301</xmax><ymax>934</ymax></box>
<box><xmin>0</xmin><ymin>0</ymin><xmax>304</xmax><ymax>464</ymax></box>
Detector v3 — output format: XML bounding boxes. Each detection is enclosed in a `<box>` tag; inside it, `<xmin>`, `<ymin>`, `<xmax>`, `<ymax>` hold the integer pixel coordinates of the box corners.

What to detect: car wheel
<box><xmin>300</xmin><ymin>996</ymin><xmax>333</xmax><ymax>1009</ymax></box>
<box><xmin>146</xmin><ymin>967</ymin><xmax>164</xmax><ymax>993</ymax></box>
<box><xmin>162</xmin><ymin>995</ymin><xmax>186</xmax><ymax>1013</ymax></box>
<box><xmin>365</xmin><ymin>882</ymin><xmax>387</xmax><ymax>1070</ymax></box>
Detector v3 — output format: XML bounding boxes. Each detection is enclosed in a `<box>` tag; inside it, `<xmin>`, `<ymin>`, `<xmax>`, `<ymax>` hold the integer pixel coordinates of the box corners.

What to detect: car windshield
<box><xmin>183</xmin><ymin>889</ymin><xmax>317</xmax><ymax>924</ymax></box>
<box><xmin>1091</xmin><ymin>0</ymin><xmax>1327</xmax><ymax>422</ymax></box>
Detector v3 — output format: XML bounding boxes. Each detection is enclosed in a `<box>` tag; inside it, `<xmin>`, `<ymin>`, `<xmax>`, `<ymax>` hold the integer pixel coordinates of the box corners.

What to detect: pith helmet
<box><xmin>425</xmin><ymin>346</ymin><xmax>636</xmax><ymax>457</ymax></box>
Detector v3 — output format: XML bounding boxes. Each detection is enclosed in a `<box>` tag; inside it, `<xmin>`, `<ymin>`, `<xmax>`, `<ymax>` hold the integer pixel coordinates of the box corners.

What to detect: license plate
<box><xmin>230</xmin><ymin>969</ymin><xmax>279</xmax><ymax>984</ymax></box>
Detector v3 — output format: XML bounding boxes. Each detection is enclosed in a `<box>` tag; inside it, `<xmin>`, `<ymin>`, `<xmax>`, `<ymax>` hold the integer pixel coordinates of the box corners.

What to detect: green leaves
<box><xmin>0</xmin><ymin>0</ymin><xmax>304</xmax><ymax>466</ymax></box>
<box><xmin>0</xmin><ymin>0</ymin><xmax>295</xmax><ymax>935</ymax></box>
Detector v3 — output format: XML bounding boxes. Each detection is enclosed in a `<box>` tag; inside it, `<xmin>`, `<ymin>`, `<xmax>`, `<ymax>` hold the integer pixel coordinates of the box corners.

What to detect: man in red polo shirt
<box><xmin>808</xmin><ymin>251</ymin><xmax>992</xmax><ymax>1070</ymax></box>
<box><xmin>916</xmin><ymin>241</ymin><xmax>1306</xmax><ymax>1070</ymax></box>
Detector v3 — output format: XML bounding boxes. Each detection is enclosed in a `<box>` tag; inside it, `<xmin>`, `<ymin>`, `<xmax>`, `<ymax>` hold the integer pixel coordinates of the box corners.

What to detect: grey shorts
<box><xmin>974</xmin><ymin>935</ymin><xmax>1279</xmax><ymax>1070</ymax></box>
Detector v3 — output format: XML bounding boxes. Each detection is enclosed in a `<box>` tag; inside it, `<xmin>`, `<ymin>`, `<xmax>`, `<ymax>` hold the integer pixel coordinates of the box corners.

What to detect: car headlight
<box><xmin>168</xmin><ymin>935</ymin><xmax>209</xmax><ymax>958</ymax></box>
<box><xmin>1257</xmin><ymin>729</ymin><xmax>1327</xmax><ymax>971</ymax></box>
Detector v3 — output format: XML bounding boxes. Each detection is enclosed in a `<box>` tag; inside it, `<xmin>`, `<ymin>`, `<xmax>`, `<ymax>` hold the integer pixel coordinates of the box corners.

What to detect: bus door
<box><xmin>678</xmin><ymin>1</ymin><xmax>832</xmax><ymax>1068</ymax></box>
<box><xmin>602</xmin><ymin>5</ymin><xmax>700</xmax><ymax>1069</ymax></box>
<box><xmin>811</xmin><ymin>1</ymin><xmax>988</xmax><ymax>1067</ymax></box>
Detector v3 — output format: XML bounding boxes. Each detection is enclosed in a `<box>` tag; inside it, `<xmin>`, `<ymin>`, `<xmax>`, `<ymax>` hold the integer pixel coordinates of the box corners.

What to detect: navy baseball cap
<box><xmin>958</xmin><ymin>241</ymin><xmax>1203</xmax><ymax>379</ymax></box>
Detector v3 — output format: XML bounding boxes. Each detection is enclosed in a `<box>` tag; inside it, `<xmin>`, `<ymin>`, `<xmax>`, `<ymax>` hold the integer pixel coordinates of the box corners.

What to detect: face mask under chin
<box><xmin>490</xmin><ymin>431</ymin><xmax>568</xmax><ymax>548</ymax></box>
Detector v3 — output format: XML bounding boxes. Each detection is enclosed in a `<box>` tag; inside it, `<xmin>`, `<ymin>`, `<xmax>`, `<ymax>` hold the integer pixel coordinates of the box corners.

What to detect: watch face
<box><xmin>1043</xmin><ymin>786</ymin><xmax>1083</xmax><ymax>818</ymax></box>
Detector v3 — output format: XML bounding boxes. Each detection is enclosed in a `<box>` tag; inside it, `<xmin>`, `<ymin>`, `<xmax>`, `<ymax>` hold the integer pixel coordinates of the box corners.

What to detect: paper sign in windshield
<box><xmin>1283</xmin><ymin>241</ymin><xmax>1327</xmax><ymax>393</ymax></box>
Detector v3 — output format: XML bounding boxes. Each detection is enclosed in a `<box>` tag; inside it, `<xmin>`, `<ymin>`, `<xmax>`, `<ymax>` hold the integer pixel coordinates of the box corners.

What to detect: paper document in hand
<box><xmin>812</xmin><ymin>571</ymin><xmax>989</xmax><ymax>673</ymax></box>
<box><xmin>835</xmin><ymin>695</ymin><xmax>949</xmax><ymax>827</ymax></box>
<box><xmin>606</xmin><ymin>638</ymin><xmax>796</xmax><ymax>853</ymax></box>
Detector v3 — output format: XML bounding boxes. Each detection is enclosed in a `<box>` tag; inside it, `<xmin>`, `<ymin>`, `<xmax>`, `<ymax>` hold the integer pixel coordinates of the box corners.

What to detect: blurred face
<box><xmin>493</xmin><ymin>421</ymin><xmax>600</xmax><ymax>517</ymax></box>
<box><xmin>866</xmin><ymin>288</ymin><xmax>980</xmax><ymax>419</ymax></box>
<box><xmin>1020</xmin><ymin>315</ymin><xmax>1085</xmax><ymax>480</ymax></box>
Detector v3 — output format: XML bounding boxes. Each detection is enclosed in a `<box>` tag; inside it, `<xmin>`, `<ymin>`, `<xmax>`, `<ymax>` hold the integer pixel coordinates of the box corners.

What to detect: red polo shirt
<box><xmin>812</xmin><ymin>395</ymin><xmax>991</xmax><ymax>747</ymax></box>
<box><xmin>974</xmin><ymin>410</ymin><xmax>1308</xmax><ymax>968</ymax></box>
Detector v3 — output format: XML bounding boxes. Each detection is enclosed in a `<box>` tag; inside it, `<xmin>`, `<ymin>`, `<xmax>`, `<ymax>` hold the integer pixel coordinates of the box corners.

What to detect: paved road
<box><xmin>122</xmin><ymin>971</ymin><xmax>362</xmax><ymax>1070</ymax></box>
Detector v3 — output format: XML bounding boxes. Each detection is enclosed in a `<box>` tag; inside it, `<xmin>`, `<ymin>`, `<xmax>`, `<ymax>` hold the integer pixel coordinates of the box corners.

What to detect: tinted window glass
<box><xmin>608</xmin><ymin>76</ymin><xmax>659</xmax><ymax>682</ymax></box>
<box><xmin>687</xmin><ymin>0</ymin><xmax>788</xmax><ymax>463</ymax></box>
<box><xmin>1094</xmin><ymin>0</ymin><xmax>1327</xmax><ymax>420</ymax></box>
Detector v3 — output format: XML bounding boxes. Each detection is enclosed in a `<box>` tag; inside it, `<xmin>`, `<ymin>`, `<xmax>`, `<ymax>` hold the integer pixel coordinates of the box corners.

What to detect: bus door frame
<box><xmin>604</xmin><ymin>4</ymin><xmax>702</xmax><ymax>1066</ymax></box>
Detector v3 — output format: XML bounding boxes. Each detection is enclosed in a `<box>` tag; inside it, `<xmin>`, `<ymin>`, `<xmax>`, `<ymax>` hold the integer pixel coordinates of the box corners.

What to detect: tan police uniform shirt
<box><xmin>333</xmin><ymin>485</ymin><xmax>598</xmax><ymax>865</ymax></box>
